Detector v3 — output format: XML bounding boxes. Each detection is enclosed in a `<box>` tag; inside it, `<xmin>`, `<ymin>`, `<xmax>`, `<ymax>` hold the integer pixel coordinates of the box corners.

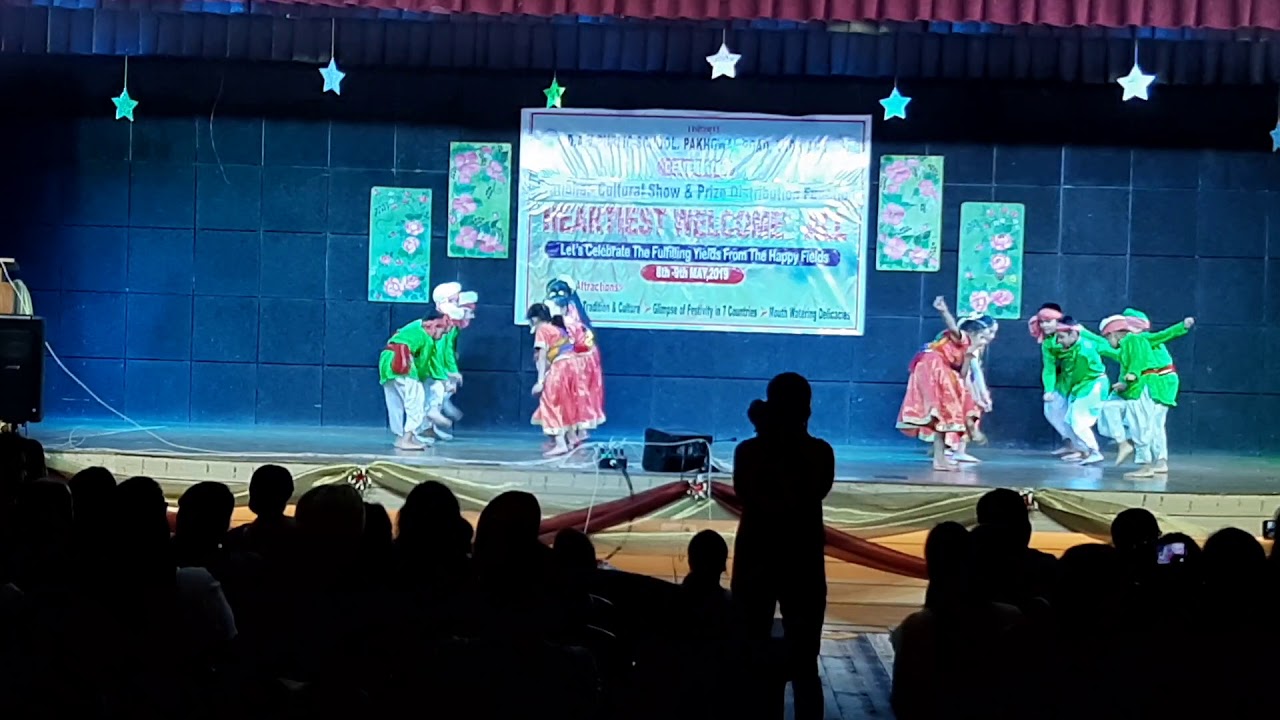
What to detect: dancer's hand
<box><xmin>449</xmin><ymin>372</ymin><xmax>463</xmax><ymax>386</ymax></box>
<box><xmin>1042</xmin><ymin>393</ymin><xmax>1055</xmax><ymax>403</ymax></box>
<box><xmin>532</xmin><ymin>381</ymin><xmax>544</xmax><ymax>395</ymax></box>
<box><xmin>932</xmin><ymin>296</ymin><xmax>949</xmax><ymax>312</ymax></box>
<box><xmin>1112</xmin><ymin>381</ymin><xmax>1128</xmax><ymax>393</ymax></box>
<box><xmin>1183</xmin><ymin>317</ymin><xmax>1195</xmax><ymax>329</ymax></box>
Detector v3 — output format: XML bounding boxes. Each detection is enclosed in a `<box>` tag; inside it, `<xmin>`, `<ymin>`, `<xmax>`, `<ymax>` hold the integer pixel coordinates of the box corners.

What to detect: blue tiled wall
<box><xmin>7</xmin><ymin>60</ymin><xmax>1280</xmax><ymax>452</ymax></box>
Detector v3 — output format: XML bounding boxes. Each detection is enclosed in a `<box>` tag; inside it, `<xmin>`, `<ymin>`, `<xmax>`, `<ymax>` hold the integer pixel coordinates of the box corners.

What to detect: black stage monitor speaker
<box><xmin>642</xmin><ymin>427</ymin><xmax>712</xmax><ymax>474</ymax></box>
<box><xmin>0</xmin><ymin>316</ymin><xmax>44</xmax><ymax>424</ymax></box>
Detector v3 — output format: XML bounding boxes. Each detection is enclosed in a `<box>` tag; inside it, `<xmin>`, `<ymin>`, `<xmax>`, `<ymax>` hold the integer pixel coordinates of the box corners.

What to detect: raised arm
<box><xmin>1080</xmin><ymin>327</ymin><xmax>1120</xmax><ymax>361</ymax></box>
<box><xmin>1145</xmin><ymin>317</ymin><xmax>1194</xmax><ymax>346</ymax></box>
<box><xmin>931</xmin><ymin>296</ymin><xmax>959</xmax><ymax>336</ymax></box>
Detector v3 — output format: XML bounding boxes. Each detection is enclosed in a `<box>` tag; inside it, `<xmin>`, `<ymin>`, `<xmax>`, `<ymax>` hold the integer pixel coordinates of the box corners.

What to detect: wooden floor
<box><xmin>788</xmin><ymin>626</ymin><xmax>896</xmax><ymax>719</ymax></box>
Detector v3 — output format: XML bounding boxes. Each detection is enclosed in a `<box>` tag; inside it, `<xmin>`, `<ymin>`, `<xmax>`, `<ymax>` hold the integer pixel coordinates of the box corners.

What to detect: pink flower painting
<box><xmin>403</xmin><ymin>220</ymin><xmax>425</xmax><ymax>237</ymax></box>
<box><xmin>402</xmin><ymin>237</ymin><xmax>421</xmax><ymax>254</ymax></box>
<box><xmin>454</xmin><ymin>151</ymin><xmax>482</xmax><ymax>184</ymax></box>
<box><xmin>402</xmin><ymin>275</ymin><xmax>422</xmax><ymax>291</ymax></box>
<box><xmin>991</xmin><ymin>289</ymin><xmax>1015</xmax><ymax>307</ymax></box>
<box><xmin>478</xmin><ymin>233</ymin><xmax>502</xmax><ymax>254</ymax></box>
<box><xmin>990</xmin><ymin>233</ymin><xmax>1014</xmax><ymax>251</ymax></box>
<box><xmin>379</xmin><ymin>254</ymin><xmax>392</xmax><ymax>266</ymax></box>
<box><xmin>455</xmin><ymin>226</ymin><xmax>479</xmax><ymax>249</ymax></box>
<box><xmin>486</xmin><ymin>161</ymin><xmax>506</xmax><ymax>183</ymax></box>
<box><xmin>909</xmin><ymin>248</ymin><xmax>933</xmax><ymax>266</ymax></box>
<box><xmin>989</xmin><ymin>253</ymin><xmax>1012</xmax><ymax>275</ymax></box>
<box><xmin>383</xmin><ymin>277</ymin><xmax>405</xmax><ymax>298</ymax></box>
<box><xmin>883</xmin><ymin>236</ymin><xmax>908</xmax><ymax>260</ymax></box>
<box><xmin>881</xmin><ymin>203</ymin><xmax>907</xmax><ymax>227</ymax></box>
<box><xmin>918</xmin><ymin>179</ymin><xmax>938</xmax><ymax>199</ymax></box>
<box><xmin>452</xmin><ymin>194</ymin><xmax>477</xmax><ymax>217</ymax></box>
<box><xmin>883</xmin><ymin>160</ymin><xmax>913</xmax><ymax>192</ymax></box>
<box><xmin>969</xmin><ymin>291</ymin><xmax>991</xmax><ymax>313</ymax></box>
<box><xmin>369</xmin><ymin>185</ymin><xmax>432</xmax><ymax>304</ymax></box>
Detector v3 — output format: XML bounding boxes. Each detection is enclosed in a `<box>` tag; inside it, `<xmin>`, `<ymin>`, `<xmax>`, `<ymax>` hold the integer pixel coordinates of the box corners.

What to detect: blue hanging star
<box><xmin>1116</xmin><ymin>64</ymin><xmax>1155</xmax><ymax>101</ymax></box>
<box><xmin>879</xmin><ymin>87</ymin><xmax>911</xmax><ymax>121</ymax></box>
<box><xmin>1269</xmin><ymin>121</ymin><xmax>1280</xmax><ymax>152</ymax></box>
<box><xmin>112</xmin><ymin>88</ymin><xmax>138</xmax><ymax>122</ymax></box>
<box><xmin>319</xmin><ymin>58</ymin><xmax>345</xmax><ymax>95</ymax></box>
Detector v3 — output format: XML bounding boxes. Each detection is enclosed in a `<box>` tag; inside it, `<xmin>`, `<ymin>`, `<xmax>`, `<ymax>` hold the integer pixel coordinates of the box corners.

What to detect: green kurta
<box><xmin>440</xmin><ymin>326</ymin><xmax>460</xmax><ymax>376</ymax></box>
<box><xmin>1057</xmin><ymin>337</ymin><xmax>1108</xmax><ymax>399</ymax></box>
<box><xmin>419</xmin><ymin>327</ymin><xmax>456</xmax><ymax>382</ymax></box>
<box><xmin>379</xmin><ymin>321</ymin><xmax>433</xmax><ymax>384</ymax></box>
<box><xmin>1116</xmin><ymin>323</ymin><xmax>1187</xmax><ymax>406</ymax></box>
<box><xmin>1040</xmin><ymin>336</ymin><xmax>1072</xmax><ymax>396</ymax></box>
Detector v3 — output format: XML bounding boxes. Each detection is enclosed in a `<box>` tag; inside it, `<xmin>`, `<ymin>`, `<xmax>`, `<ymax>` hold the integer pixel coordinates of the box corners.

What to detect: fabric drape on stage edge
<box><xmin>231</xmin><ymin>0</ymin><xmax>1280</xmax><ymax>32</ymax></box>
<box><xmin>45</xmin><ymin>453</ymin><xmax>1266</xmax><ymax>578</ymax></box>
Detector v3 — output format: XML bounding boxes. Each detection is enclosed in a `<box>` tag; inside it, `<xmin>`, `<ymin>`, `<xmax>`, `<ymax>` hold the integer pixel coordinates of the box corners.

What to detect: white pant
<box><xmin>383</xmin><ymin>377</ymin><xmax>425</xmax><ymax>436</ymax></box>
<box><xmin>1099</xmin><ymin>388</ymin><xmax>1169</xmax><ymax>462</ymax></box>
<box><xmin>1063</xmin><ymin>378</ymin><xmax>1107</xmax><ymax>453</ymax></box>
<box><xmin>425</xmin><ymin>380</ymin><xmax>446</xmax><ymax>413</ymax></box>
<box><xmin>1044</xmin><ymin>392</ymin><xmax>1074</xmax><ymax>443</ymax></box>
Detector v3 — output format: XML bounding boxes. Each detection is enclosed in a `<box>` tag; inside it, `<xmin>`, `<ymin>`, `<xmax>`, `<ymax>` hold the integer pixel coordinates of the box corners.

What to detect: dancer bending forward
<box><xmin>896</xmin><ymin>297</ymin><xmax>992</xmax><ymax>471</ymax></box>
<box><xmin>546</xmin><ymin>276</ymin><xmax>606</xmax><ymax>436</ymax></box>
<box><xmin>1097</xmin><ymin>311</ymin><xmax>1194</xmax><ymax>478</ymax></box>
<box><xmin>1048</xmin><ymin>318</ymin><xmax>1109</xmax><ymax>465</ymax></box>
<box><xmin>527</xmin><ymin>303</ymin><xmax>584</xmax><ymax>457</ymax></box>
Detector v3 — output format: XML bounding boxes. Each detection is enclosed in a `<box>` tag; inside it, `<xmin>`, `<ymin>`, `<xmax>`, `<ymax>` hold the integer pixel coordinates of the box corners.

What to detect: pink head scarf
<box><xmin>1028</xmin><ymin>306</ymin><xmax>1064</xmax><ymax>343</ymax></box>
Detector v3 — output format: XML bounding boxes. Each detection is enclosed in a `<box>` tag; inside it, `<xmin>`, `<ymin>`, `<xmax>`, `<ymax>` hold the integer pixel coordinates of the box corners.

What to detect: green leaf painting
<box><xmin>447</xmin><ymin>142</ymin><xmax>512</xmax><ymax>259</ymax></box>
<box><xmin>368</xmin><ymin>187</ymin><xmax>432</xmax><ymax>303</ymax></box>
<box><xmin>875</xmin><ymin>155</ymin><xmax>944</xmax><ymax>272</ymax></box>
<box><xmin>957</xmin><ymin>202</ymin><xmax>1025</xmax><ymax>320</ymax></box>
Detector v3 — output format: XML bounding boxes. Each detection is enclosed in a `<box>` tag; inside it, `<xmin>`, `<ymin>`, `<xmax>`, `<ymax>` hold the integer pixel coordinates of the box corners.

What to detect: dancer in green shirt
<box><xmin>1098</xmin><ymin>310</ymin><xmax>1195</xmax><ymax>478</ymax></box>
<box><xmin>1050</xmin><ymin>317</ymin><xmax>1110</xmax><ymax>465</ymax></box>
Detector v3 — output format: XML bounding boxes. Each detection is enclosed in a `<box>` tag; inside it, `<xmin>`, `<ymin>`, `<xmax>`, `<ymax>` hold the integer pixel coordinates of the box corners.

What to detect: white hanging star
<box><xmin>706</xmin><ymin>42</ymin><xmax>741</xmax><ymax>80</ymax></box>
<box><xmin>1269</xmin><ymin>121</ymin><xmax>1280</xmax><ymax>152</ymax></box>
<box><xmin>319</xmin><ymin>58</ymin><xmax>346</xmax><ymax>95</ymax></box>
<box><xmin>1116</xmin><ymin>64</ymin><xmax>1155</xmax><ymax>102</ymax></box>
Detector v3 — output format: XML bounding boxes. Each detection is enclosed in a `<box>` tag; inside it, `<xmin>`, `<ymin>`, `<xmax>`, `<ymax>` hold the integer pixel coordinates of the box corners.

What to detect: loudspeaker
<box><xmin>642</xmin><ymin>427</ymin><xmax>712</xmax><ymax>473</ymax></box>
<box><xmin>0</xmin><ymin>316</ymin><xmax>44</xmax><ymax>424</ymax></box>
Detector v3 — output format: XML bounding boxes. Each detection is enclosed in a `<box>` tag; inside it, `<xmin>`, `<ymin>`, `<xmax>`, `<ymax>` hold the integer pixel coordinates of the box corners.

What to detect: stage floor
<box><xmin>30</xmin><ymin>421</ymin><xmax>1280</xmax><ymax>496</ymax></box>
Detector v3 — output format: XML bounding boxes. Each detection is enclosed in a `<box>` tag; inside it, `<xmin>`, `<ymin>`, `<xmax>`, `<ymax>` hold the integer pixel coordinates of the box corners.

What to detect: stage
<box><xmin>32</xmin><ymin>421</ymin><xmax>1280</xmax><ymax>629</ymax></box>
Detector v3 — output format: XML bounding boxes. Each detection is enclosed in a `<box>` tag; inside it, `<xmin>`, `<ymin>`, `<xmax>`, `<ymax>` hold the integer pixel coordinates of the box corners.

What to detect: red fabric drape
<box><xmin>268</xmin><ymin>0</ymin><xmax>1280</xmax><ymax>31</ymax></box>
<box><xmin>710</xmin><ymin>481</ymin><xmax>927</xmax><ymax>579</ymax></box>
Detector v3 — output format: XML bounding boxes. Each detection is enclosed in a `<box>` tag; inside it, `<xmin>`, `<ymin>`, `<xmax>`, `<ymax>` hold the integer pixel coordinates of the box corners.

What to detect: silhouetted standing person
<box><xmin>731</xmin><ymin>372</ymin><xmax>835</xmax><ymax>720</ymax></box>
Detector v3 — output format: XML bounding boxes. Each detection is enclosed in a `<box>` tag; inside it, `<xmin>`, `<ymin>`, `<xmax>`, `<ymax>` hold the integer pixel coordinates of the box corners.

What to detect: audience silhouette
<box><xmin>2</xmin><ymin>386</ymin><xmax>1279</xmax><ymax>719</ymax></box>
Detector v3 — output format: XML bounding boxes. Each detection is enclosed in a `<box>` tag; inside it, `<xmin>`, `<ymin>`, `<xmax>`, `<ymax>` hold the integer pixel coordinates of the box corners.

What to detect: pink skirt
<box><xmin>896</xmin><ymin>352</ymin><xmax>978</xmax><ymax>443</ymax></box>
<box><xmin>569</xmin><ymin>348</ymin><xmax>606</xmax><ymax>429</ymax></box>
<box><xmin>532</xmin><ymin>359</ymin><xmax>583</xmax><ymax>435</ymax></box>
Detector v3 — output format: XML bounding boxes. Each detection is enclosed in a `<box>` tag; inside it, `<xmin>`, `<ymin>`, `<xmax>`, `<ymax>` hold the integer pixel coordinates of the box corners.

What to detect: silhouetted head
<box><xmin>296</xmin><ymin>485</ymin><xmax>366</xmax><ymax>554</ymax></box>
<box><xmin>553</xmin><ymin>528</ymin><xmax>597</xmax><ymax>577</ymax></box>
<box><xmin>1055</xmin><ymin>543</ymin><xmax>1123</xmax><ymax>616</ymax></box>
<box><xmin>175</xmin><ymin>481</ymin><xmax>235</xmax><ymax>550</ymax></box>
<box><xmin>923</xmin><ymin>521</ymin><xmax>972</xmax><ymax>609</ymax></box>
<box><xmin>22</xmin><ymin>437</ymin><xmax>46</xmax><ymax>481</ymax></box>
<box><xmin>474</xmin><ymin>490</ymin><xmax>542</xmax><ymax>565</ymax></box>
<box><xmin>1202</xmin><ymin>526</ymin><xmax>1266</xmax><ymax>590</ymax></box>
<box><xmin>69</xmin><ymin>466</ymin><xmax>117</xmax><ymax>536</ymax></box>
<box><xmin>396</xmin><ymin>480</ymin><xmax>472</xmax><ymax>558</ymax></box>
<box><xmin>112</xmin><ymin>476</ymin><xmax>175</xmax><ymax>585</ymax></box>
<box><xmin>248</xmin><ymin>464</ymin><xmax>294</xmax><ymax>519</ymax></box>
<box><xmin>976</xmin><ymin>488</ymin><xmax>1032</xmax><ymax>548</ymax></box>
<box><xmin>688</xmin><ymin>529</ymin><xmax>729</xmax><ymax>579</ymax></box>
<box><xmin>756</xmin><ymin>372</ymin><xmax>812</xmax><ymax>431</ymax></box>
<box><xmin>361</xmin><ymin>502</ymin><xmax>394</xmax><ymax>558</ymax></box>
<box><xmin>1111</xmin><ymin>508</ymin><xmax>1160</xmax><ymax>553</ymax></box>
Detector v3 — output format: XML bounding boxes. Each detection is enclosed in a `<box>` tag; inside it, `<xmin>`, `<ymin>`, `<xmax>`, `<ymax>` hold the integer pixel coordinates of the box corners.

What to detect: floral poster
<box><xmin>957</xmin><ymin>202</ymin><xmax>1024</xmax><ymax>320</ymax></box>
<box><xmin>368</xmin><ymin>187</ymin><xmax>432</xmax><ymax>303</ymax></box>
<box><xmin>447</xmin><ymin>142</ymin><xmax>512</xmax><ymax>258</ymax></box>
<box><xmin>875</xmin><ymin>155</ymin><xmax>944</xmax><ymax>272</ymax></box>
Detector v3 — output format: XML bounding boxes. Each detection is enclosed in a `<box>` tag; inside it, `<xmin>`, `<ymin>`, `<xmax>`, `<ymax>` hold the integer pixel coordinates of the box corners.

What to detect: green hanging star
<box><xmin>543</xmin><ymin>77</ymin><xmax>566</xmax><ymax>109</ymax></box>
<box><xmin>112</xmin><ymin>88</ymin><xmax>138</xmax><ymax>122</ymax></box>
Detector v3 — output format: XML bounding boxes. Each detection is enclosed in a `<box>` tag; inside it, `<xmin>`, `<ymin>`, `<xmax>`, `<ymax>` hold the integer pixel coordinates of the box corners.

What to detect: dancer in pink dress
<box><xmin>546</xmin><ymin>276</ymin><xmax>605</xmax><ymax>438</ymax></box>
<box><xmin>527</xmin><ymin>303</ymin><xmax>583</xmax><ymax>456</ymax></box>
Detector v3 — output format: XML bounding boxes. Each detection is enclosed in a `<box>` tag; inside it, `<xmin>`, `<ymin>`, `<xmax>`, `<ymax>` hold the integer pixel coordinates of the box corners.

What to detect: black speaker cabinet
<box><xmin>642</xmin><ymin>427</ymin><xmax>712</xmax><ymax>473</ymax></box>
<box><xmin>0</xmin><ymin>316</ymin><xmax>44</xmax><ymax>424</ymax></box>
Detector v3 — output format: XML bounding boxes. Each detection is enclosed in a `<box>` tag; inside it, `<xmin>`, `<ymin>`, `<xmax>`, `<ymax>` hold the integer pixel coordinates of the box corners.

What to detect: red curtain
<box><xmin>273</xmin><ymin>0</ymin><xmax>1280</xmax><ymax>31</ymax></box>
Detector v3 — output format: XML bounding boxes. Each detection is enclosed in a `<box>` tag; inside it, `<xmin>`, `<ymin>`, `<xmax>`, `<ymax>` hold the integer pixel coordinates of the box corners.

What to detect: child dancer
<box><xmin>380</xmin><ymin>313</ymin><xmax>447</xmax><ymax>450</ymax></box>
<box><xmin>546</xmin><ymin>276</ymin><xmax>605</xmax><ymax>436</ymax></box>
<box><xmin>1097</xmin><ymin>310</ymin><xmax>1194</xmax><ymax>478</ymax></box>
<box><xmin>440</xmin><ymin>290</ymin><xmax>478</xmax><ymax>426</ymax></box>
<box><xmin>420</xmin><ymin>282</ymin><xmax>465</xmax><ymax>441</ymax></box>
<box><xmin>896</xmin><ymin>297</ymin><xmax>988</xmax><ymax>471</ymax></box>
<box><xmin>1050</xmin><ymin>317</ymin><xmax>1109</xmax><ymax>465</ymax></box>
<box><xmin>1030</xmin><ymin>303</ymin><xmax>1080</xmax><ymax>456</ymax></box>
<box><xmin>527</xmin><ymin>303</ymin><xmax>583</xmax><ymax>456</ymax></box>
<box><xmin>950</xmin><ymin>319</ymin><xmax>998</xmax><ymax>463</ymax></box>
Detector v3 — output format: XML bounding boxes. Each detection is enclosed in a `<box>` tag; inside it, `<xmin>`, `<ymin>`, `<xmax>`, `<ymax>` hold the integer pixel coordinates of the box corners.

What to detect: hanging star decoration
<box><xmin>544</xmin><ymin>77</ymin><xmax>566</xmax><ymax>108</ymax></box>
<box><xmin>319</xmin><ymin>58</ymin><xmax>346</xmax><ymax>95</ymax></box>
<box><xmin>112</xmin><ymin>88</ymin><xmax>138</xmax><ymax>122</ymax></box>
<box><xmin>1116</xmin><ymin>64</ymin><xmax>1155</xmax><ymax>101</ymax></box>
<box><xmin>1269</xmin><ymin>121</ymin><xmax>1280</xmax><ymax>152</ymax></box>
<box><xmin>879</xmin><ymin>86</ymin><xmax>911</xmax><ymax>121</ymax></box>
<box><xmin>706</xmin><ymin>42</ymin><xmax>741</xmax><ymax>80</ymax></box>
